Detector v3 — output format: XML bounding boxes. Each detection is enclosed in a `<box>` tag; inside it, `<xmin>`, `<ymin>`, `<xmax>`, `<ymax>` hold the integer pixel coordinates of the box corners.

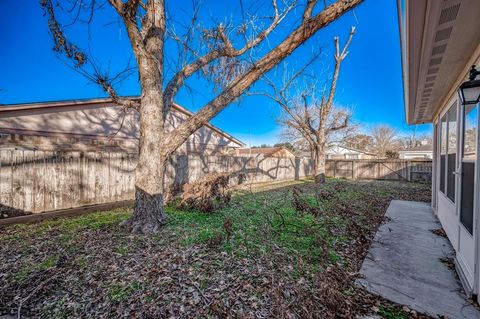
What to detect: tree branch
<box><xmin>327</xmin><ymin>113</ymin><xmax>350</xmax><ymax>133</ymax></box>
<box><xmin>320</xmin><ymin>25</ymin><xmax>355</xmax><ymax>130</ymax></box>
<box><xmin>42</xmin><ymin>0</ymin><xmax>141</xmax><ymax>110</ymax></box>
<box><xmin>335</xmin><ymin>25</ymin><xmax>355</xmax><ymax>61</ymax></box>
<box><xmin>165</xmin><ymin>0</ymin><xmax>362</xmax><ymax>154</ymax></box>
<box><xmin>162</xmin><ymin>0</ymin><xmax>295</xmax><ymax>109</ymax></box>
<box><xmin>108</xmin><ymin>0</ymin><xmax>124</xmax><ymax>12</ymax></box>
<box><xmin>303</xmin><ymin>0</ymin><xmax>318</xmax><ymax>20</ymax></box>
<box><xmin>101</xmin><ymin>83</ymin><xmax>141</xmax><ymax>110</ymax></box>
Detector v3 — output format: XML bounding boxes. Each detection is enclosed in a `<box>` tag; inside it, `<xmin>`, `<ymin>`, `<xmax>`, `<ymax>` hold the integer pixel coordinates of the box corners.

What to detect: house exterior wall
<box><xmin>399</xmin><ymin>0</ymin><xmax>480</xmax><ymax>301</ymax></box>
<box><xmin>431</xmin><ymin>51</ymin><xmax>480</xmax><ymax>299</ymax></box>
<box><xmin>399</xmin><ymin>151</ymin><xmax>433</xmax><ymax>160</ymax></box>
<box><xmin>0</xmin><ymin>102</ymin><xmax>243</xmax><ymax>155</ymax></box>
<box><xmin>326</xmin><ymin>145</ymin><xmax>375</xmax><ymax>160</ymax></box>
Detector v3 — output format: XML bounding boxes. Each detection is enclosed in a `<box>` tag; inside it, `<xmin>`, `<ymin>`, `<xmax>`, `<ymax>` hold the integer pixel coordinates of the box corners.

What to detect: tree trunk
<box><xmin>313</xmin><ymin>135</ymin><xmax>326</xmax><ymax>184</ymax></box>
<box><xmin>121</xmin><ymin>81</ymin><xmax>169</xmax><ymax>234</ymax></box>
<box><xmin>119</xmin><ymin>2</ymin><xmax>168</xmax><ymax>233</ymax></box>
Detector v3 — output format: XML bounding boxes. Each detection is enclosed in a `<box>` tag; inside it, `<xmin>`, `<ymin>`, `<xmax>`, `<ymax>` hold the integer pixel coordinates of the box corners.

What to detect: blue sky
<box><xmin>0</xmin><ymin>0</ymin><xmax>431</xmax><ymax>146</ymax></box>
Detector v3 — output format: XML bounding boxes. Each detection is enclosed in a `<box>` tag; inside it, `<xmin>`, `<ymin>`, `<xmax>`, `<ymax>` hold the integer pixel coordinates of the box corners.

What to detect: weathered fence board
<box><xmin>0</xmin><ymin>150</ymin><xmax>315</xmax><ymax>214</ymax></box>
<box><xmin>325</xmin><ymin>159</ymin><xmax>432</xmax><ymax>182</ymax></box>
<box><xmin>0</xmin><ymin>150</ymin><xmax>432</xmax><ymax>215</ymax></box>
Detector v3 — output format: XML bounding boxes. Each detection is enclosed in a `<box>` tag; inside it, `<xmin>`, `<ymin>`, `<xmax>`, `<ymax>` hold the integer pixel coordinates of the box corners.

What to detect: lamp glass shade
<box><xmin>460</xmin><ymin>79</ymin><xmax>480</xmax><ymax>105</ymax></box>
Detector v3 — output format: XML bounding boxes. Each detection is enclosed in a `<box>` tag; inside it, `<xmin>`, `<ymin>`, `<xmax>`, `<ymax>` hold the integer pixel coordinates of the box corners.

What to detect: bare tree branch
<box><xmin>248</xmin><ymin>25</ymin><xmax>356</xmax><ymax>182</ymax></box>
<box><xmin>42</xmin><ymin>0</ymin><xmax>140</xmax><ymax>111</ymax></box>
<box><xmin>303</xmin><ymin>0</ymin><xmax>318</xmax><ymax>20</ymax></box>
<box><xmin>163</xmin><ymin>0</ymin><xmax>296</xmax><ymax>110</ymax></box>
<box><xmin>322</xmin><ymin>26</ymin><xmax>355</xmax><ymax>130</ymax></box>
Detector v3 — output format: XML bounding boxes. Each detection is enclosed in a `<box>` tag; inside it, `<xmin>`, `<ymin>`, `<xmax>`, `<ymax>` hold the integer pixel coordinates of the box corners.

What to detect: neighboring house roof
<box><xmin>397</xmin><ymin>0</ymin><xmax>480</xmax><ymax>124</ymax></box>
<box><xmin>0</xmin><ymin>97</ymin><xmax>245</xmax><ymax>147</ymax></box>
<box><xmin>237</xmin><ymin>146</ymin><xmax>295</xmax><ymax>157</ymax></box>
<box><xmin>399</xmin><ymin>145</ymin><xmax>433</xmax><ymax>153</ymax></box>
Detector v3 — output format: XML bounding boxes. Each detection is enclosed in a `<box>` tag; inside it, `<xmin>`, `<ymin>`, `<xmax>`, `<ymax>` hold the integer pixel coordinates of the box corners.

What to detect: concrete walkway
<box><xmin>356</xmin><ymin>200</ymin><xmax>480</xmax><ymax>319</ymax></box>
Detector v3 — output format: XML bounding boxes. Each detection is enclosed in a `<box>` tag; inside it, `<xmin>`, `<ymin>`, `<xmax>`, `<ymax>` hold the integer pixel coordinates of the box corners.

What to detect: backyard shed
<box><xmin>0</xmin><ymin>97</ymin><xmax>245</xmax><ymax>155</ymax></box>
<box><xmin>399</xmin><ymin>145</ymin><xmax>433</xmax><ymax>159</ymax></box>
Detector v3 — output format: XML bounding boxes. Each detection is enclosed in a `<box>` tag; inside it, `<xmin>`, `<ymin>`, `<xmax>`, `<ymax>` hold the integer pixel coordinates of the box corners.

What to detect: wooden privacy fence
<box><xmin>0</xmin><ymin>150</ymin><xmax>313</xmax><ymax>214</ymax></box>
<box><xmin>325</xmin><ymin>159</ymin><xmax>432</xmax><ymax>182</ymax></box>
<box><xmin>0</xmin><ymin>149</ymin><xmax>432</xmax><ymax>215</ymax></box>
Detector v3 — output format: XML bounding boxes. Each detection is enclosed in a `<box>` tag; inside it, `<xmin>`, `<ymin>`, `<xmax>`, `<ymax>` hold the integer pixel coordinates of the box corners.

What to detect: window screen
<box><xmin>460</xmin><ymin>104</ymin><xmax>477</xmax><ymax>234</ymax></box>
<box><xmin>440</xmin><ymin>114</ymin><xmax>447</xmax><ymax>194</ymax></box>
<box><xmin>461</xmin><ymin>162</ymin><xmax>475</xmax><ymax>234</ymax></box>
<box><xmin>447</xmin><ymin>103</ymin><xmax>457</xmax><ymax>203</ymax></box>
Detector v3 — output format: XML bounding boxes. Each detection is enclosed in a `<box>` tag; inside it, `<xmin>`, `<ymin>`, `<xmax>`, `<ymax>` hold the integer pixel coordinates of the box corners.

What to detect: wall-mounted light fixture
<box><xmin>459</xmin><ymin>65</ymin><xmax>480</xmax><ymax>105</ymax></box>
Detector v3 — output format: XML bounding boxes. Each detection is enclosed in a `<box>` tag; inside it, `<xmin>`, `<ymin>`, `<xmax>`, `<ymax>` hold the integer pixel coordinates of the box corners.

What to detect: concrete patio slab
<box><xmin>356</xmin><ymin>200</ymin><xmax>479</xmax><ymax>319</ymax></box>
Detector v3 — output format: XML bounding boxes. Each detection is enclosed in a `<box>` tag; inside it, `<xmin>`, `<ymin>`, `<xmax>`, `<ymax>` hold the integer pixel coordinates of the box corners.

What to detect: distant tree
<box><xmin>273</xmin><ymin>142</ymin><xmax>294</xmax><ymax>151</ymax></box>
<box><xmin>256</xmin><ymin>27</ymin><xmax>356</xmax><ymax>183</ymax></box>
<box><xmin>344</xmin><ymin>133</ymin><xmax>374</xmax><ymax>152</ymax></box>
<box><xmin>399</xmin><ymin>132</ymin><xmax>432</xmax><ymax>149</ymax></box>
<box><xmin>385</xmin><ymin>150</ymin><xmax>399</xmax><ymax>159</ymax></box>
<box><xmin>41</xmin><ymin>0</ymin><xmax>363</xmax><ymax>233</ymax></box>
<box><xmin>371</xmin><ymin>125</ymin><xmax>398</xmax><ymax>158</ymax></box>
<box><xmin>252</xmin><ymin>144</ymin><xmax>272</xmax><ymax>149</ymax></box>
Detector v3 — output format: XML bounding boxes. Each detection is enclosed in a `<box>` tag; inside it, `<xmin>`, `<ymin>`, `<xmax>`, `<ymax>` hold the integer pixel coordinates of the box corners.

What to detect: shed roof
<box><xmin>399</xmin><ymin>145</ymin><xmax>433</xmax><ymax>153</ymax></box>
<box><xmin>0</xmin><ymin>97</ymin><xmax>245</xmax><ymax>147</ymax></box>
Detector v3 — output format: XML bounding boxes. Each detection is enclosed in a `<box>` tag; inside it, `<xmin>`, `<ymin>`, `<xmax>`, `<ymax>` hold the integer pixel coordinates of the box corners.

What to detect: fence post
<box><xmin>407</xmin><ymin>161</ymin><xmax>411</xmax><ymax>182</ymax></box>
<box><xmin>352</xmin><ymin>160</ymin><xmax>357</xmax><ymax>180</ymax></box>
<box><xmin>79</xmin><ymin>151</ymin><xmax>85</xmax><ymax>203</ymax></box>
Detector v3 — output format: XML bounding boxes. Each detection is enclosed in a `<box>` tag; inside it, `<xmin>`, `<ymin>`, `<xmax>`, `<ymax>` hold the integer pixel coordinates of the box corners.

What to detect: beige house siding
<box><xmin>0</xmin><ymin>98</ymin><xmax>244</xmax><ymax>154</ymax></box>
<box><xmin>326</xmin><ymin>145</ymin><xmax>376</xmax><ymax>160</ymax></box>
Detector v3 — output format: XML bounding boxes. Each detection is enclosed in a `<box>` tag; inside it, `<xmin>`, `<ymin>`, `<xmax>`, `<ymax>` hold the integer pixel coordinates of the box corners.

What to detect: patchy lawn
<box><xmin>0</xmin><ymin>179</ymin><xmax>431</xmax><ymax>318</ymax></box>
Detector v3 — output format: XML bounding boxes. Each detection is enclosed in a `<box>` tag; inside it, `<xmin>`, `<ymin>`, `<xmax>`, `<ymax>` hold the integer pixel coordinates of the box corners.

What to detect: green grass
<box><xmin>3</xmin><ymin>179</ymin><xmax>430</xmax><ymax>273</ymax></box>
<box><xmin>155</xmin><ymin>179</ymin><xmax>386</xmax><ymax>270</ymax></box>
<box><xmin>378</xmin><ymin>305</ymin><xmax>406</xmax><ymax>319</ymax></box>
<box><xmin>163</xmin><ymin>191</ymin><xmax>328</xmax><ymax>266</ymax></box>
<box><xmin>2</xmin><ymin>179</ymin><xmax>431</xmax><ymax>273</ymax></box>
<box><xmin>5</xmin><ymin>208</ymin><xmax>131</xmax><ymax>240</ymax></box>
<box><xmin>106</xmin><ymin>281</ymin><xmax>142</xmax><ymax>303</ymax></box>
<box><xmin>14</xmin><ymin>255</ymin><xmax>58</xmax><ymax>283</ymax></box>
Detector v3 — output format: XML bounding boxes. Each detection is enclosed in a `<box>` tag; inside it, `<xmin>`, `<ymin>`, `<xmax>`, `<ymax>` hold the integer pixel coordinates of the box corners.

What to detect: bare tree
<box><xmin>370</xmin><ymin>125</ymin><xmax>398</xmax><ymax>158</ymax></box>
<box><xmin>255</xmin><ymin>27</ymin><xmax>355</xmax><ymax>183</ymax></box>
<box><xmin>398</xmin><ymin>131</ymin><xmax>432</xmax><ymax>149</ymax></box>
<box><xmin>344</xmin><ymin>133</ymin><xmax>374</xmax><ymax>152</ymax></box>
<box><xmin>41</xmin><ymin>0</ymin><xmax>363</xmax><ymax>233</ymax></box>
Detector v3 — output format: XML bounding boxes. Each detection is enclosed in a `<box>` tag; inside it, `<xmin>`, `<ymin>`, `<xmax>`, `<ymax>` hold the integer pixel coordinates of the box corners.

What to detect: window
<box><xmin>440</xmin><ymin>114</ymin><xmax>447</xmax><ymax>194</ymax></box>
<box><xmin>463</xmin><ymin>104</ymin><xmax>477</xmax><ymax>160</ymax></box>
<box><xmin>447</xmin><ymin>104</ymin><xmax>457</xmax><ymax>202</ymax></box>
<box><xmin>439</xmin><ymin>102</ymin><xmax>457</xmax><ymax>203</ymax></box>
<box><xmin>346</xmin><ymin>154</ymin><xmax>358</xmax><ymax>160</ymax></box>
<box><xmin>460</xmin><ymin>104</ymin><xmax>477</xmax><ymax>234</ymax></box>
